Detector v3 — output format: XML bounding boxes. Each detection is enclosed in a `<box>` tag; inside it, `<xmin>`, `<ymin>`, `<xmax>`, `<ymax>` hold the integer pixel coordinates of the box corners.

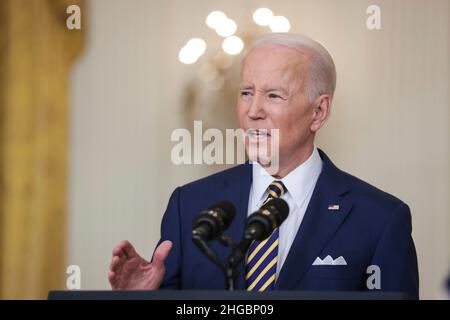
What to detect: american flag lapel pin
<box><xmin>328</xmin><ymin>204</ymin><xmax>340</xmax><ymax>211</ymax></box>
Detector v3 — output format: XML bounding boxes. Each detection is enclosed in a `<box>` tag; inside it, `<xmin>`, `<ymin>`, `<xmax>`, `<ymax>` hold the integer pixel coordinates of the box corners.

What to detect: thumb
<box><xmin>152</xmin><ymin>240</ymin><xmax>173</xmax><ymax>268</ymax></box>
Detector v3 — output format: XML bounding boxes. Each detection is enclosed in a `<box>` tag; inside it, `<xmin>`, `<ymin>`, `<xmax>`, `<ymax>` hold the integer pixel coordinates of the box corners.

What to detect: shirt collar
<box><xmin>251</xmin><ymin>146</ymin><xmax>323</xmax><ymax>207</ymax></box>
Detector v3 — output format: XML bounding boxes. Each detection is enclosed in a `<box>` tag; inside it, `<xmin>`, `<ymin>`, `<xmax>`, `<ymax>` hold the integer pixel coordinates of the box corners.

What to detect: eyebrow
<box><xmin>239</xmin><ymin>85</ymin><xmax>288</xmax><ymax>96</ymax></box>
<box><xmin>239</xmin><ymin>85</ymin><xmax>253</xmax><ymax>91</ymax></box>
<box><xmin>267</xmin><ymin>87</ymin><xmax>289</xmax><ymax>96</ymax></box>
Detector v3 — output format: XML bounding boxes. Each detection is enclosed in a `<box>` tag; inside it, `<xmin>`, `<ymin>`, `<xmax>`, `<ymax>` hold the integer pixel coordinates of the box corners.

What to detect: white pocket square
<box><xmin>312</xmin><ymin>255</ymin><xmax>347</xmax><ymax>266</ymax></box>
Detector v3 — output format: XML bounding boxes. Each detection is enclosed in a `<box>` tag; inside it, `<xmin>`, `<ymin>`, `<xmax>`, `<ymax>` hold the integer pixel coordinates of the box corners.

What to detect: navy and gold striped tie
<box><xmin>245</xmin><ymin>180</ymin><xmax>286</xmax><ymax>291</ymax></box>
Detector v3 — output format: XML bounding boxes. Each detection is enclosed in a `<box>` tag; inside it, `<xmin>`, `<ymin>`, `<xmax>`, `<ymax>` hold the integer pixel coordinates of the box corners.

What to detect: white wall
<box><xmin>69</xmin><ymin>0</ymin><xmax>449</xmax><ymax>298</ymax></box>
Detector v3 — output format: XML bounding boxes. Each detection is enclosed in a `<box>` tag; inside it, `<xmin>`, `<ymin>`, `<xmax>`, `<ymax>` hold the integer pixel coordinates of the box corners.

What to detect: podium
<box><xmin>48</xmin><ymin>290</ymin><xmax>408</xmax><ymax>300</ymax></box>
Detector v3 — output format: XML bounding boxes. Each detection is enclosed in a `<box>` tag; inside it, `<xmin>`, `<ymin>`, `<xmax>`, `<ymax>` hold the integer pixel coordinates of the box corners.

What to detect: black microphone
<box><xmin>192</xmin><ymin>201</ymin><xmax>236</xmax><ymax>241</ymax></box>
<box><xmin>227</xmin><ymin>198</ymin><xmax>289</xmax><ymax>273</ymax></box>
<box><xmin>244</xmin><ymin>198</ymin><xmax>289</xmax><ymax>241</ymax></box>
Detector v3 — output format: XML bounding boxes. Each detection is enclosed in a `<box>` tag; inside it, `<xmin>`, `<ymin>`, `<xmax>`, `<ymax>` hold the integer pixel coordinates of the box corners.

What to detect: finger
<box><xmin>112</xmin><ymin>245</ymin><xmax>126</xmax><ymax>258</ymax></box>
<box><xmin>108</xmin><ymin>271</ymin><xmax>119</xmax><ymax>289</ymax></box>
<box><xmin>152</xmin><ymin>240</ymin><xmax>173</xmax><ymax>269</ymax></box>
<box><xmin>108</xmin><ymin>270</ymin><xmax>116</xmax><ymax>280</ymax></box>
<box><xmin>110</xmin><ymin>255</ymin><xmax>124</xmax><ymax>272</ymax></box>
<box><xmin>120</xmin><ymin>240</ymin><xmax>137</xmax><ymax>259</ymax></box>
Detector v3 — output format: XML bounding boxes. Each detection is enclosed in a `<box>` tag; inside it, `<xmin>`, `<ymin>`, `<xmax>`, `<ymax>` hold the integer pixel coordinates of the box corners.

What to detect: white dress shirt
<box><xmin>247</xmin><ymin>146</ymin><xmax>323</xmax><ymax>275</ymax></box>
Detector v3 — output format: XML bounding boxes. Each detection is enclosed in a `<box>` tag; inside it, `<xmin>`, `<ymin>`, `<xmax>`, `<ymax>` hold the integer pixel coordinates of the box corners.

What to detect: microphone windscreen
<box><xmin>209</xmin><ymin>200</ymin><xmax>236</xmax><ymax>227</ymax></box>
<box><xmin>261</xmin><ymin>198</ymin><xmax>289</xmax><ymax>222</ymax></box>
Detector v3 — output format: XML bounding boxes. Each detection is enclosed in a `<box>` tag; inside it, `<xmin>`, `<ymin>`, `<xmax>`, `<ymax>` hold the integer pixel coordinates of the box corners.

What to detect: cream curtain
<box><xmin>0</xmin><ymin>0</ymin><xmax>83</xmax><ymax>299</ymax></box>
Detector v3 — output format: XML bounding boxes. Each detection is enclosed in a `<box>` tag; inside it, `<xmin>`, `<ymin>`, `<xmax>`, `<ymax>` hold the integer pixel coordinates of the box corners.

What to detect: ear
<box><xmin>310</xmin><ymin>94</ymin><xmax>332</xmax><ymax>133</ymax></box>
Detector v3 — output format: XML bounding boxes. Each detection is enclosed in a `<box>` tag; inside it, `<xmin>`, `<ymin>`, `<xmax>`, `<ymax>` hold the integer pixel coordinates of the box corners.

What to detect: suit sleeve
<box><xmin>153</xmin><ymin>187</ymin><xmax>183</xmax><ymax>289</ymax></box>
<box><xmin>369</xmin><ymin>202</ymin><xmax>419</xmax><ymax>299</ymax></box>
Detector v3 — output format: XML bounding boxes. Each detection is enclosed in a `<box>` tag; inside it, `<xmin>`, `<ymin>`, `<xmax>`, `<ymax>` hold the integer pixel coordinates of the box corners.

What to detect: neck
<box><xmin>270</xmin><ymin>143</ymin><xmax>315</xmax><ymax>179</ymax></box>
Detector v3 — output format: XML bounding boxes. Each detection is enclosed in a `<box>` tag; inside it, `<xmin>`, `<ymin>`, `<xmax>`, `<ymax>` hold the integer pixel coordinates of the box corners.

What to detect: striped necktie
<box><xmin>245</xmin><ymin>180</ymin><xmax>286</xmax><ymax>291</ymax></box>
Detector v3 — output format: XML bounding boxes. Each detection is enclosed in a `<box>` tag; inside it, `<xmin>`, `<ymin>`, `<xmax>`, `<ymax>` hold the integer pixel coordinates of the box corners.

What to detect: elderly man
<box><xmin>108</xmin><ymin>33</ymin><xmax>419</xmax><ymax>299</ymax></box>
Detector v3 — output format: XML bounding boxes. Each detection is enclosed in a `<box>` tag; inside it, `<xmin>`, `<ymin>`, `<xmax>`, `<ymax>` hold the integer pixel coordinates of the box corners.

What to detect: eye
<box><xmin>240</xmin><ymin>91</ymin><xmax>253</xmax><ymax>97</ymax></box>
<box><xmin>268</xmin><ymin>93</ymin><xmax>285</xmax><ymax>100</ymax></box>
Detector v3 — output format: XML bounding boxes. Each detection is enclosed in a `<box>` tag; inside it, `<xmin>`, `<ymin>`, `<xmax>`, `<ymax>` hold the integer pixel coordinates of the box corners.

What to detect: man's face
<box><xmin>237</xmin><ymin>45</ymin><xmax>316</xmax><ymax>173</ymax></box>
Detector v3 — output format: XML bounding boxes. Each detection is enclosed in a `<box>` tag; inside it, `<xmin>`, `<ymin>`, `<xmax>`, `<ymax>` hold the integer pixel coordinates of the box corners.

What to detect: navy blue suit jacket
<box><xmin>157</xmin><ymin>149</ymin><xmax>419</xmax><ymax>299</ymax></box>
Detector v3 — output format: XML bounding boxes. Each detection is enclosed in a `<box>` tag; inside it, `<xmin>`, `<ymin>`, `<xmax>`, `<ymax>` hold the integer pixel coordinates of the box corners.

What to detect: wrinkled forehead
<box><xmin>240</xmin><ymin>46</ymin><xmax>310</xmax><ymax>85</ymax></box>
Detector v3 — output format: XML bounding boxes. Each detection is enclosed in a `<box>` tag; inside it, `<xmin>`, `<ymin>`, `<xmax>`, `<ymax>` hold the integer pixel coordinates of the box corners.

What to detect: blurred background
<box><xmin>0</xmin><ymin>0</ymin><xmax>448</xmax><ymax>299</ymax></box>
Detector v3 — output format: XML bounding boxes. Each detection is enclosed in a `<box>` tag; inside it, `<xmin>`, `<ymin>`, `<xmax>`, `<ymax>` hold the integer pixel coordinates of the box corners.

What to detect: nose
<box><xmin>247</xmin><ymin>94</ymin><xmax>266</xmax><ymax>120</ymax></box>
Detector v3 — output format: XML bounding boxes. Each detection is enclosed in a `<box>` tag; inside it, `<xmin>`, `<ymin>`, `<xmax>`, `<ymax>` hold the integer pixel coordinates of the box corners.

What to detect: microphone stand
<box><xmin>226</xmin><ymin>236</ymin><xmax>253</xmax><ymax>291</ymax></box>
<box><xmin>218</xmin><ymin>234</ymin><xmax>254</xmax><ymax>291</ymax></box>
<box><xmin>192</xmin><ymin>234</ymin><xmax>226</xmax><ymax>274</ymax></box>
<box><xmin>196</xmin><ymin>233</ymin><xmax>250</xmax><ymax>291</ymax></box>
<box><xmin>217</xmin><ymin>235</ymin><xmax>240</xmax><ymax>290</ymax></box>
<box><xmin>193</xmin><ymin>232</ymin><xmax>256</xmax><ymax>290</ymax></box>
<box><xmin>192</xmin><ymin>231</ymin><xmax>256</xmax><ymax>290</ymax></box>
<box><xmin>192</xmin><ymin>233</ymin><xmax>242</xmax><ymax>290</ymax></box>
<box><xmin>224</xmin><ymin>214</ymin><xmax>279</xmax><ymax>288</ymax></box>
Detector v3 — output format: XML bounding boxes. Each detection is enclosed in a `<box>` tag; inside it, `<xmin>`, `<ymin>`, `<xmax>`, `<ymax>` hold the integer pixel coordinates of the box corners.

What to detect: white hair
<box><xmin>251</xmin><ymin>33</ymin><xmax>336</xmax><ymax>103</ymax></box>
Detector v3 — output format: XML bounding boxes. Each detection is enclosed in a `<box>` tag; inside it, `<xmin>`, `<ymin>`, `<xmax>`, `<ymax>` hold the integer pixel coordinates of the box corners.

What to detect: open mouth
<box><xmin>246</xmin><ymin>129</ymin><xmax>271</xmax><ymax>140</ymax></box>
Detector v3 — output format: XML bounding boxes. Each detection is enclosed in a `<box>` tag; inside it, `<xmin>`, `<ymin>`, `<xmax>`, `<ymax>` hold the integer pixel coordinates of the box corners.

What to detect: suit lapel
<box><xmin>217</xmin><ymin>163</ymin><xmax>252</xmax><ymax>289</ymax></box>
<box><xmin>275</xmin><ymin>150</ymin><xmax>353</xmax><ymax>289</ymax></box>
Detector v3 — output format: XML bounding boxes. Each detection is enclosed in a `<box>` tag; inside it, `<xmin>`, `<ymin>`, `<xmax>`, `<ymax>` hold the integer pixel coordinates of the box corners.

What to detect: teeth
<box><xmin>247</xmin><ymin>129</ymin><xmax>269</xmax><ymax>138</ymax></box>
